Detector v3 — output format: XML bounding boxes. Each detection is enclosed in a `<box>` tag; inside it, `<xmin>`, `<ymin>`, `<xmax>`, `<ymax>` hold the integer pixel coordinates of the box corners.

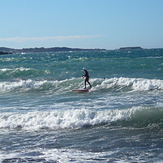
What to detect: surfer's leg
<box><xmin>88</xmin><ymin>81</ymin><xmax>92</xmax><ymax>88</ymax></box>
<box><xmin>84</xmin><ymin>79</ymin><xmax>87</xmax><ymax>89</ymax></box>
<box><xmin>86</xmin><ymin>77</ymin><xmax>91</xmax><ymax>88</ymax></box>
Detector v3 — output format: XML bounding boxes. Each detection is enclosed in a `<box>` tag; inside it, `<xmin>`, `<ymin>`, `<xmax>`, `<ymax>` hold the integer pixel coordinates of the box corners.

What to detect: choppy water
<box><xmin>0</xmin><ymin>49</ymin><xmax>163</xmax><ymax>162</ymax></box>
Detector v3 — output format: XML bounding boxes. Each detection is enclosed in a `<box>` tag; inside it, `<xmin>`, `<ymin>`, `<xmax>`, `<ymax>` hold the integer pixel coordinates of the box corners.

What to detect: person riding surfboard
<box><xmin>82</xmin><ymin>68</ymin><xmax>92</xmax><ymax>89</ymax></box>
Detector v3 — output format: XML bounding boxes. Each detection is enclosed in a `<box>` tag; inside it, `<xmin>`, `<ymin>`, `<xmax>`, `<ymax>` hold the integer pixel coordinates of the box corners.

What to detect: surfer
<box><xmin>82</xmin><ymin>68</ymin><xmax>92</xmax><ymax>89</ymax></box>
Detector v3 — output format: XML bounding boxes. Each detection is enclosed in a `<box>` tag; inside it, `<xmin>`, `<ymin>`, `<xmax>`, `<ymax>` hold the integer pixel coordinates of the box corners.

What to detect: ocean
<box><xmin>0</xmin><ymin>49</ymin><xmax>163</xmax><ymax>163</ymax></box>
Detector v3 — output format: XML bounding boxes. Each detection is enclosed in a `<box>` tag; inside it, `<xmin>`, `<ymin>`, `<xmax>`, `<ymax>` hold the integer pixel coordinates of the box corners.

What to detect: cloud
<box><xmin>0</xmin><ymin>35</ymin><xmax>105</xmax><ymax>42</ymax></box>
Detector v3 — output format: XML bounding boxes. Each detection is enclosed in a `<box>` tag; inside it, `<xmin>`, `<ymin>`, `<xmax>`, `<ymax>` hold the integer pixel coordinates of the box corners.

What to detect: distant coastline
<box><xmin>0</xmin><ymin>46</ymin><xmax>163</xmax><ymax>55</ymax></box>
<box><xmin>119</xmin><ymin>47</ymin><xmax>143</xmax><ymax>50</ymax></box>
<box><xmin>0</xmin><ymin>47</ymin><xmax>106</xmax><ymax>54</ymax></box>
<box><xmin>0</xmin><ymin>51</ymin><xmax>12</xmax><ymax>55</ymax></box>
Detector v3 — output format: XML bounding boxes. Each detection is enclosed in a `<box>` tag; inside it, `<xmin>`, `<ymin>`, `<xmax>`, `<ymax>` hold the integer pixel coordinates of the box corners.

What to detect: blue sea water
<box><xmin>0</xmin><ymin>49</ymin><xmax>163</xmax><ymax>162</ymax></box>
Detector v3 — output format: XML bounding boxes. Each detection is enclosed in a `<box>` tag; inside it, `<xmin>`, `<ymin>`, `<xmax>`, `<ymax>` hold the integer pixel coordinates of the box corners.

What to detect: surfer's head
<box><xmin>83</xmin><ymin>68</ymin><xmax>86</xmax><ymax>71</ymax></box>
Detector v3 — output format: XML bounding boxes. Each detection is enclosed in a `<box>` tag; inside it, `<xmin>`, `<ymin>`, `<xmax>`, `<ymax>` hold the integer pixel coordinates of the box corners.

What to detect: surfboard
<box><xmin>71</xmin><ymin>88</ymin><xmax>90</xmax><ymax>92</ymax></box>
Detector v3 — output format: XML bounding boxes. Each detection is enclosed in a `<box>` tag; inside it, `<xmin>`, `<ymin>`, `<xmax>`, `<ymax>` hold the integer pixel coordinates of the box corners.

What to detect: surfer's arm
<box><xmin>82</xmin><ymin>73</ymin><xmax>86</xmax><ymax>77</ymax></box>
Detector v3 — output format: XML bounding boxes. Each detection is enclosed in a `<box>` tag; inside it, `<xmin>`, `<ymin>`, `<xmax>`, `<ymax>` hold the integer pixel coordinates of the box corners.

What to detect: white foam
<box><xmin>0</xmin><ymin>78</ymin><xmax>80</xmax><ymax>93</ymax></box>
<box><xmin>0</xmin><ymin>67</ymin><xmax>34</xmax><ymax>73</ymax></box>
<box><xmin>41</xmin><ymin>148</ymin><xmax>115</xmax><ymax>162</ymax></box>
<box><xmin>0</xmin><ymin>77</ymin><xmax>162</xmax><ymax>93</ymax></box>
<box><xmin>0</xmin><ymin>68</ymin><xmax>12</xmax><ymax>72</ymax></box>
<box><xmin>0</xmin><ymin>107</ymin><xmax>145</xmax><ymax>131</ymax></box>
<box><xmin>92</xmin><ymin>77</ymin><xmax>163</xmax><ymax>91</ymax></box>
<box><xmin>0</xmin><ymin>79</ymin><xmax>47</xmax><ymax>92</ymax></box>
<box><xmin>0</xmin><ymin>148</ymin><xmax>116</xmax><ymax>163</ymax></box>
<box><xmin>0</xmin><ymin>146</ymin><xmax>161</xmax><ymax>163</ymax></box>
<box><xmin>131</xmin><ymin>78</ymin><xmax>163</xmax><ymax>91</ymax></box>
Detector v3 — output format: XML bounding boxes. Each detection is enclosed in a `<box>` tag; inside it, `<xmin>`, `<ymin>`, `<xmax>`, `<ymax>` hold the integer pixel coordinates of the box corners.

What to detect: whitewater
<box><xmin>0</xmin><ymin>49</ymin><xmax>163</xmax><ymax>162</ymax></box>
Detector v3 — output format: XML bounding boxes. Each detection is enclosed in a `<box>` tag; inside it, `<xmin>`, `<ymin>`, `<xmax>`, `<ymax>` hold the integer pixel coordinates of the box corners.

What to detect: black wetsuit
<box><xmin>82</xmin><ymin>70</ymin><xmax>92</xmax><ymax>89</ymax></box>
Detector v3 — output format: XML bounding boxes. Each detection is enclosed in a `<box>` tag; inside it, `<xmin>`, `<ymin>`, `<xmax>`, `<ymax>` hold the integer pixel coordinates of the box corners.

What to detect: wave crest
<box><xmin>92</xmin><ymin>77</ymin><xmax>163</xmax><ymax>92</ymax></box>
<box><xmin>0</xmin><ymin>77</ymin><xmax>163</xmax><ymax>93</ymax></box>
<box><xmin>0</xmin><ymin>106</ymin><xmax>162</xmax><ymax>131</ymax></box>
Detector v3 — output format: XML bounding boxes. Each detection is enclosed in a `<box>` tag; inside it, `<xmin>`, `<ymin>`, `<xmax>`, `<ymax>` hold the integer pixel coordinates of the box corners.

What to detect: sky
<box><xmin>0</xmin><ymin>0</ymin><xmax>163</xmax><ymax>50</ymax></box>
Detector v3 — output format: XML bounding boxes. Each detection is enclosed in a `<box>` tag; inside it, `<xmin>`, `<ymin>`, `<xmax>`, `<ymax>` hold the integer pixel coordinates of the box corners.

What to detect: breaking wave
<box><xmin>0</xmin><ymin>106</ymin><xmax>162</xmax><ymax>131</ymax></box>
<box><xmin>92</xmin><ymin>77</ymin><xmax>163</xmax><ymax>91</ymax></box>
<box><xmin>0</xmin><ymin>77</ymin><xmax>163</xmax><ymax>93</ymax></box>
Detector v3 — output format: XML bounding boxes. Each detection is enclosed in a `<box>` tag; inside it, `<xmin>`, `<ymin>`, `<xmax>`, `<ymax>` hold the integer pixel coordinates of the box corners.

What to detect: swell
<box><xmin>0</xmin><ymin>106</ymin><xmax>162</xmax><ymax>131</ymax></box>
<box><xmin>94</xmin><ymin>77</ymin><xmax>163</xmax><ymax>91</ymax></box>
<box><xmin>0</xmin><ymin>77</ymin><xmax>163</xmax><ymax>93</ymax></box>
<box><xmin>0</xmin><ymin>67</ymin><xmax>51</xmax><ymax>80</ymax></box>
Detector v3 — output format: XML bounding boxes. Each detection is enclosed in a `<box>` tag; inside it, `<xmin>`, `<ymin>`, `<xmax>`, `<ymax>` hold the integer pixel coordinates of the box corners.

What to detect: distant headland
<box><xmin>0</xmin><ymin>47</ymin><xmax>106</xmax><ymax>54</ymax></box>
<box><xmin>0</xmin><ymin>51</ymin><xmax>12</xmax><ymax>55</ymax></box>
<box><xmin>119</xmin><ymin>47</ymin><xmax>143</xmax><ymax>50</ymax></box>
